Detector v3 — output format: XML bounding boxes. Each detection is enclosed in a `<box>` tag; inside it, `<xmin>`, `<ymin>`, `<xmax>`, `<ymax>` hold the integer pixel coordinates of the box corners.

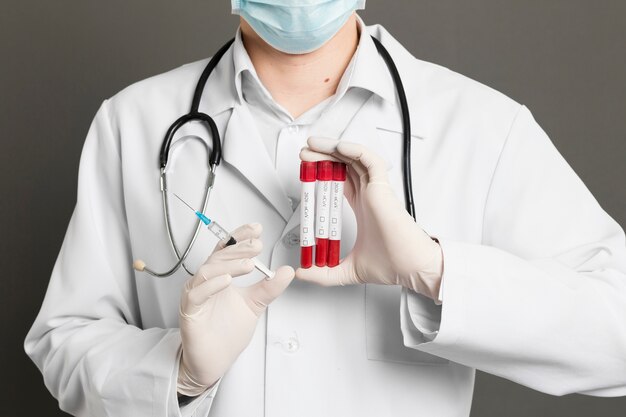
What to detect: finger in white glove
<box><xmin>296</xmin><ymin>137</ymin><xmax>444</xmax><ymax>300</ymax></box>
<box><xmin>178</xmin><ymin>223</ymin><xmax>295</xmax><ymax>396</ymax></box>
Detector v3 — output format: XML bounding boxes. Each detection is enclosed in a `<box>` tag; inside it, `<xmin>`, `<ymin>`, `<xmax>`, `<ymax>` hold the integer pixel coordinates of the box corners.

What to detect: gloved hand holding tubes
<box><xmin>296</xmin><ymin>137</ymin><xmax>444</xmax><ymax>302</ymax></box>
<box><xmin>178</xmin><ymin>223</ymin><xmax>294</xmax><ymax>396</ymax></box>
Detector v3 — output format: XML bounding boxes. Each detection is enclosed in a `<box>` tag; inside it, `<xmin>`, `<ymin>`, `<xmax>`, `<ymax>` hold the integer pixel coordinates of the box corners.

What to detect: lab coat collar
<box><xmin>349</xmin><ymin>15</ymin><xmax>397</xmax><ymax>105</ymax></box>
<box><xmin>198</xmin><ymin>16</ymin><xmax>405</xmax><ymax>117</ymax></box>
<box><xmin>231</xmin><ymin>29</ymin><xmax>266</xmax><ymax>106</ymax></box>
<box><xmin>197</xmin><ymin>23</ymin><xmax>431</xmax><ymax>140</ymax></box>
<box><xmin>221</xmin><ymin>103</ymin><xmax>294</xmax><ymax>222</ymax></box>
<box><xmin>229</xmin><ymin>15</ymin><xmax>396</xmax><ymax>108</ymax></box>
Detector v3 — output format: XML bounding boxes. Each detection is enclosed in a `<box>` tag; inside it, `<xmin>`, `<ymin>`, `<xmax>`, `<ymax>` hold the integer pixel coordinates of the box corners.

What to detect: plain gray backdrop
<box><xmin>1</xmin><ymin>1</ymin><xmax>625</xmax><ymax>416</ymax></box>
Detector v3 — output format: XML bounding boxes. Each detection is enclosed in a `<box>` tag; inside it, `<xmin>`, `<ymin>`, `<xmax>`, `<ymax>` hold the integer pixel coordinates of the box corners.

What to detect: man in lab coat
<box><xmin>25</xmin><ymin>1</ymin><xmax>626</xmax><ymax>416</ymax></box>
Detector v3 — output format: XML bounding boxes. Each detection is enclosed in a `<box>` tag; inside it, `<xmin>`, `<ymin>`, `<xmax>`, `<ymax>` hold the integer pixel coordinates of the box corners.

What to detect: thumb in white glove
<box><xmin>296</xmin><ymin>137</ymin><xmax>443</xmax><ymax>301</ymax></box>
<box><xmin>178</xmin><ymin>223</ymin><xmax>294</xmax><ymax>396</ymax></box>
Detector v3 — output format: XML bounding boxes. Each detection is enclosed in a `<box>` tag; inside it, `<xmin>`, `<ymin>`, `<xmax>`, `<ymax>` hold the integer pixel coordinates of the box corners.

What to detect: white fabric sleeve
<box><xmin>24</xmin><ymin>100</ymin><xmax>219</xmax><ymax>416</ymax></box>
<box><xmin>401</xmin><ymin>105</ymin><xmax>626</xmax><ymax>396</ymax></box>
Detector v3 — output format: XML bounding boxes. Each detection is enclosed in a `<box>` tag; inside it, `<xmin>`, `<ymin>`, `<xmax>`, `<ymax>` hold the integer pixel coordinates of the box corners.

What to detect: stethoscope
<box><xmin>137</xmin><ymin>36</ymin><xmax>416</xmax><ymax>278</ymax></box>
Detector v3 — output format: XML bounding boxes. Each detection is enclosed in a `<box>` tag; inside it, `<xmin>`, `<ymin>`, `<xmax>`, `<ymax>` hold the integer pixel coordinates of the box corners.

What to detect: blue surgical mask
<box><xmin>232</xmin><ymin>0</ymin><xmax>366</xmax><ymax>54</ymax></box>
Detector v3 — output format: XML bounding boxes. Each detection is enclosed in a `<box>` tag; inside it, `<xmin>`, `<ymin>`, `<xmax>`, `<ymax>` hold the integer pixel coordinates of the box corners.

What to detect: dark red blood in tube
<box><xmin>327</xmin><ymin>240</ymin><xmax>340</xmax><ymax>267</ymax></box>
<box><xmin>301</xmin><ymin>246</ymin><xmax>313</xmax><ymax>269</ymax></box>
<box><xmin>315</xmin><ymin>238</ymin><xmax>329</xmax><ymax>267</ymax></box>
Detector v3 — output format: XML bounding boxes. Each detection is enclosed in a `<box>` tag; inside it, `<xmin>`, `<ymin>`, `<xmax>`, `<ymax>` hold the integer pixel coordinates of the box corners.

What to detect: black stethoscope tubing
<box><xmin>148</xmin><ymin>36</ymin><xmax>417</xmax><ymax>277</ymax></box>
<box><xmin>160</xmin><ymin>36</ymin><xmax>416</xmax><ymax>220</ymax></box>
<box><xmin>159</xmin><ymin>38</ymin><xmax>235</xmax><ymax>171</ymax></box>
<box><xmin>371</xmin><ymin>37</ymin><xmax>416</xmax><ymax>221</ymax></box>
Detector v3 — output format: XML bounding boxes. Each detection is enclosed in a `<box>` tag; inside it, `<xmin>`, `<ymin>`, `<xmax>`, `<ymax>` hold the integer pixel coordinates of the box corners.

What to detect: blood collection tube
<box><xmin>327</xmin><ymin>162</ymin><xmax>347</xmax><ymax>267</ymax></box>
<box><xmin>314</xmin><ymin>160</ymin><xmax>333</xmax><ymax>267</ymax></box>
<box><xmin>300</xmin><ymin>161</ymin><xmax>317</xmax><ymax>268</ymax></box>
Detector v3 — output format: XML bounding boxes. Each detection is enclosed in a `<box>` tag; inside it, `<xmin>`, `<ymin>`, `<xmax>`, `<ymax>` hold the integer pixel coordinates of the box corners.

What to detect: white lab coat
<box><xmin>25</xmin><ymin>24</ymin><xmax>626</xmax><ymax>417</ymax></box>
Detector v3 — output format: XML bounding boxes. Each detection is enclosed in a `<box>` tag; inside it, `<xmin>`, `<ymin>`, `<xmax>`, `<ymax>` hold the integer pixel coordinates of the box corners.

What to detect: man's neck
<box><xmin>240</xmin><ymin>14</ymin><xmax>360</xmax><ymax>119</ymax></box>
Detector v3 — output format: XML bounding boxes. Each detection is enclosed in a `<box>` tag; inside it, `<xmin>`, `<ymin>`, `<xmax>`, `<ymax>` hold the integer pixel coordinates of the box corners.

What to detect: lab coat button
<box><xmin>288</xmin><ymin>124</ymin><xmax>299</xmax><ymax>134</ymax></box>
<box><xmin>285</xmin><ymin>337</ymin><xmax>300</xmax><ymax>352</ymax></box>
<box><xmin>282</xmin><ymin>232</ymin><xmax>300</xmax><ymax>248</ymax></box>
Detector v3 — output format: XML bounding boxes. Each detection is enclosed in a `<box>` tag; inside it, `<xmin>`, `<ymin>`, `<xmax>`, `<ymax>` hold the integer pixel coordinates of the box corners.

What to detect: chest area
<box><xmin>123</xmin><ymin>101</ymin><xmax>501</xmax><ymax>327</ymax></box>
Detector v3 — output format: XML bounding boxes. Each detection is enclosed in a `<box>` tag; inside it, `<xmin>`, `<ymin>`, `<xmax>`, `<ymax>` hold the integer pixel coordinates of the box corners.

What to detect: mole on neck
<box><xmin>240</xmin><ymin>14</ymin><xmax>360</xmax><ymax>119</ymax></box>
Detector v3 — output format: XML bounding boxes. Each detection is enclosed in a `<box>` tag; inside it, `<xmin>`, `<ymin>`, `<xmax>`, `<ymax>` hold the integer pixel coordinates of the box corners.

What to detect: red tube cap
<box><xmin>316</xmin><ymin>160</ymin><xmax>333</xmax><ymax>181</ymax></box>
<box><xmin>332</xmin><ymin>162</ymin><xmax>347</xmax><ymax>181</ymax></box>
<box><xmin>300</xmin><ymin>161</ymin><xmax>317</xmax><ymax>182</ymax></box>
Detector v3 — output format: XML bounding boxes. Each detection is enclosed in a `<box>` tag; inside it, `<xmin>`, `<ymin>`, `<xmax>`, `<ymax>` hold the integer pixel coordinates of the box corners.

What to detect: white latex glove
<box><xmin>178</xmin><ymin>223</ymin><xmax>294</xmax><ymax>396</ymax></box>
<box><xmin>296</xmin><ymin>137</ymin><xmax>443</xmax><ymax>301</ymax></box>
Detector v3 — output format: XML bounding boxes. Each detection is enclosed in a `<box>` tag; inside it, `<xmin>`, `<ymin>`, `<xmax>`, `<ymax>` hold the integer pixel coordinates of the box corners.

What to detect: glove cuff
<box><xmin>177</xmin><ymin>358</ymin><xmax>214</xmax><ymax>397</ymax></box>
<box><xmin>401</xmin><ymin>236</ymin><xmax>443</xmax><ymax>301</ymax></box>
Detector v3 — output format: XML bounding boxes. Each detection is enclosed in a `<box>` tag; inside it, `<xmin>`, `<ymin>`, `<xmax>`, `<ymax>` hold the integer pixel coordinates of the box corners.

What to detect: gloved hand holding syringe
<box><xmin>172</xmin><ymin>193</ymin><xmax>275</xmax><ymax>280</ymax></box>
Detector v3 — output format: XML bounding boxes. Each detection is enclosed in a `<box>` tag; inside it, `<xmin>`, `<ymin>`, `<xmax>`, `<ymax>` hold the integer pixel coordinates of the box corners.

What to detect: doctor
<box><xmin>25</xmin><ymin>1</ymin><xmax>626</xmax><ymax>416</ymax></box>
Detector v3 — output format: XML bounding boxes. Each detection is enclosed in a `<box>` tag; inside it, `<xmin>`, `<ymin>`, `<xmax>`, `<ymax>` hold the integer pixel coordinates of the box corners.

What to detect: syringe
<box><xmin>172</xmin><ymin>193</ymin><xmax>275</xmax><ymax>280</ymax></box>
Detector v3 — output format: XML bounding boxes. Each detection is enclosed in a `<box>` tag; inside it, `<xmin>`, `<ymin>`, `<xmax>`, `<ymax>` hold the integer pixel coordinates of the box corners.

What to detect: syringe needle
<box><xmin>172</xmin><ymin>193</ymin><xmax>196</xmax><ymax>213</ymax></box>
<box><xmin>170</xmin><ymin>192</ymin><xmax>275</xmax><ymax>280</ymax></box>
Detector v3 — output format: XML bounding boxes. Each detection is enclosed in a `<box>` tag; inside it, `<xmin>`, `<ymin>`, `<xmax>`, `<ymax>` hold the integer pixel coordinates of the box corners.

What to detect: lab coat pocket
<box><xmin>365</xmin><ymin>284</ymin><xmax>448</xmax><ymax>365</ymax></box>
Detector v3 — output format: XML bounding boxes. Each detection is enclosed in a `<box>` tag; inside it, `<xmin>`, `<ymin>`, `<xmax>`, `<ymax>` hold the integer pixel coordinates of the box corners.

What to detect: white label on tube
<box><xmin>329</xmin><ymin>181</ymin><xmax>344</xmax><ymax>240</ymax></box>
<box><xmin>315</xmin><ymin>180</ymin><xmax>331</xmax><ymax>238</ymax></box>
<box><xmin>300</xmin><ymin>182</ymin><xmax>316</xmax><ymax>247</ymax></box>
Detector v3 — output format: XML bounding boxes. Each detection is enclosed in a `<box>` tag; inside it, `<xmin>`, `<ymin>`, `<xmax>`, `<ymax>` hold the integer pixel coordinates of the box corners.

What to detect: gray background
<box><xmin>1</xmin><ymin>0</ymin><xmax>625</xmax><ymax>416</ymax></box>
